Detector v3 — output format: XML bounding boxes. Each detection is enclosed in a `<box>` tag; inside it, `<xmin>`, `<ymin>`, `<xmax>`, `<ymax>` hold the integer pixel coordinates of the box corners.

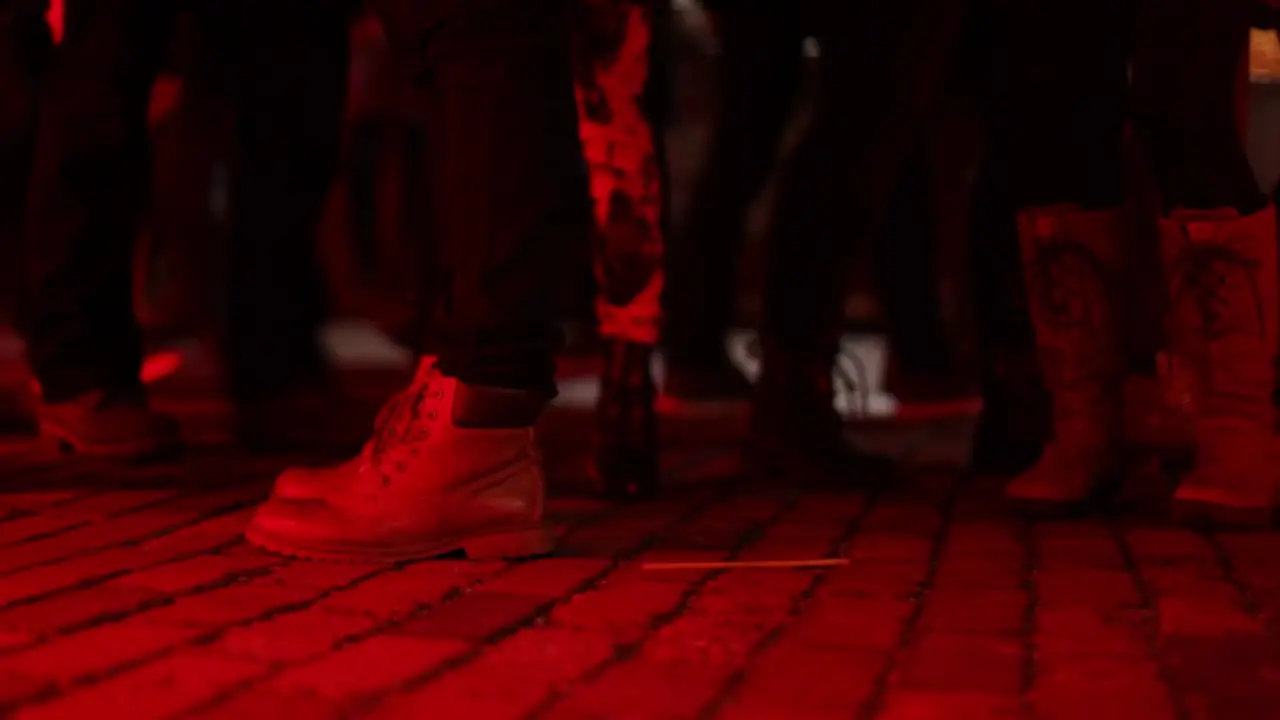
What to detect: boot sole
<box><xmin>1006</xmin><ymin>496</ymin><xmax>1101</xmax><ymax>519</ymax></box>
<box><xmin>39</xmin><ymin>422</ymin><xmax>183</xmax><ymax>463</ymax></box>
<box><xmin>748</xmin><ymin>447</ymin><xmax>896</xmax><ymax>489</ymax></box>
<box><xmin>244</xmin><ymin>524</ymin><xmax>557</xmax><ymax>563</ymax></box>
<box><xmin>1006</xmin><ymin>477</ymin><xmax>1122</xmax><ymax>519</ymax></box>
<box><xmin>1170</xmin><ymin>498</ymin><xmax>1275</xmax><ymax>530</ymax></box>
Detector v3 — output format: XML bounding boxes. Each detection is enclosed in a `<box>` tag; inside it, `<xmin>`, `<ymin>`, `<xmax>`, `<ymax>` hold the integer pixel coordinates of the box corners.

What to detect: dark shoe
<box><xmin>969</xmin><ymin>346</ymin><xmax>1050</xmax><ymax>477</ymax></box>
<box><xmin>246</xmin><ymin>359</ymin><xmax>555</xmax><ymax>562</ymax></box>
<box><xmin>750</xmin><ymin>347</ymin><xmax>893</xmax><ymax>487</ymax></box>
<box><xmin>38</xmin><ymin>387</ymin><xmax>182</xmax><ymax>461</ymax></box>
<box><xmin>592</xmin><ymin>340</ymin><xmax>658</xmax><ymax>499</ymax></box>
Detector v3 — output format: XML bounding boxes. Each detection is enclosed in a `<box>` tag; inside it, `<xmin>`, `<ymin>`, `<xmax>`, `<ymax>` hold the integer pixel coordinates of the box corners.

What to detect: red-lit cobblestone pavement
<box><xmin>0</xmin><ymin>394</ymin><xmax>1276</xmax><ymax>720</ymax></box>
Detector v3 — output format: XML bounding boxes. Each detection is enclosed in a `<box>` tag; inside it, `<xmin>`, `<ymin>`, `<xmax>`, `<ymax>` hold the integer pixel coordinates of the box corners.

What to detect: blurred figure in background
<box><xmin>958</xmin><ymin>4</ymin><xmax>1053</xmax><ymax>476</ymax></box>
<box><xmin>145</xmin><ymin>5</ymin><xmax>363</xmax><ymax>457</ymax></box>
<box><xmin>316</xmin><ymin>11</ymin><xmax>434</xmax><ymax>352</ymax></box>
<box><xmin>662</xmin><ymin>0</ymin><xmax>805</xmax><ymax>402</ymax></box>
<box><xmin>0</xmin><ymin>1</ymin><xmax>47</xmax><ymax>310</ymax></box>
<box><xmin>744</xmin><ymin>0</ymin><xmax>965</xmax><ymax>481</ymax></box>
<box><xmin>19</xmin><ymin>0</ymin><xmax>360</xmax><ymax>459</ymax></box>
<box><xmin>0</xmin><ymin>0</ymin><xmax>50</xmax><ymax>431</ymax></box>
<box><xmin>875</xmin><ymin>114</ymin><xmax>978</xmax><ymax>411</ymax></box>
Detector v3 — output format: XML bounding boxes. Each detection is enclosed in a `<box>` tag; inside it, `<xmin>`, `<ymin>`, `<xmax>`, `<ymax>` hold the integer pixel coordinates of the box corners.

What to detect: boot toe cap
<box><xmin>245</xmin><ymin>497</ymin><xmax>366</xmax><ymax>559</ymax></box>
<box><xmin>1172</xmin><ymin>478</ymin><xmax>1277</xmax><ymax>528</ymax></box>
<box><xmin>270</xmin><ymin>460</ymin><xmax>357</xmax><ymax>500</ymax></box>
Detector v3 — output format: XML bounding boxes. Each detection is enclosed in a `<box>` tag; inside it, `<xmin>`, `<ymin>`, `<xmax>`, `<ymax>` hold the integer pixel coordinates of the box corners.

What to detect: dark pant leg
<box><xmin>20</xmin><ymin>0</ymin><xmax>170</xmax><ymax>401</ymax></box>
<box><xmin>0</xmin><ymin>1</ymin><xmax>50</xmax><ymax>323</ymax></box>
<box><xmin>875</xmin><ymin>135</ymin><xmax>956</xmax><ymax>378</ymax></box>
<box><xmin>663</xmin><ymin>4</ymin><xmax>804</xmax><ymax>366</ymax></box>
<box><xmin>989</xmin><ymin>0</ymin><xmax>1130</xmax><ymax>210</ymax></box>
<box><xmin>374</xmin><ymin>0</ymin><xmax>586</xmax><ymax>394</ymax></box>
<box><xmin>186</xmin><ymin>1</ymin><xmax>353</xmax><ymax>398</ymax></box>
<box><xmin>969</xmin><ymin>141</ymin><xmax>1034</xmax><ymax>353</ymax></box>
<box><xmin>141</xmin><ymin>13</ymin><xmax>230</xmax><ymax>339</ymax></box>
<box><xmin>965</xmin><ymin>0</ymin><xmax>1055</xmax><ymax>353</ymax></box>
<box><xmin>1132</xmin><ymin>0</ymin><xmax>1263</xmax><ymax>214</ymax></box>
<box><xmin>764</xmin><ymin>0</ymin><xmax>964</xmax><ymax>363</ymax></box>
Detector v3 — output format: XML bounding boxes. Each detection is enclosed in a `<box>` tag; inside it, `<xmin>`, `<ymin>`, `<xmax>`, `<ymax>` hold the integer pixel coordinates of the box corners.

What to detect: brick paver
<box><xmin>0</xmin><ymin>399</ymin><xmax>1276</xmax><ymax>719</ymax></box>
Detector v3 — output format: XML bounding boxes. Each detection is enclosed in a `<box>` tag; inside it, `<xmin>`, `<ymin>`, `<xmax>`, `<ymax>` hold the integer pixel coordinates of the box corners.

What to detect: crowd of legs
<box><xmin>0</xmin><ymin>0</ymin><xmax>1276</xmax><ymax>563</ymax></box>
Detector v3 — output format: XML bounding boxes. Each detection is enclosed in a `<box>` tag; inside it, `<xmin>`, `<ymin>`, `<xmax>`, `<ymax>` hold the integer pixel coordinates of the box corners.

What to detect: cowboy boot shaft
<box><xmin>1004</xmin><ymin>205</ymin><xmax>1128</xmax><ymax>509</ymax></box>
<box><xmin>1160</xmin><ymin>208</ymin><xmax>1277</xmax><ymax>428</ymax></box>
<box><xmin>1015</xmin><ymin>206</ymin><xmax>1127</xmax><ymax>439</ymax></box>
<box><xmin>1160</xmin><ymin>206</ymin><xmax>1279</xmax><ymax>524</ymax></box>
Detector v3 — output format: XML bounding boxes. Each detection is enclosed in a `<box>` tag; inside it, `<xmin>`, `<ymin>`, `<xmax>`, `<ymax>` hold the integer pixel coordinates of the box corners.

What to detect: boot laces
<box><xmin>359</xmin><ymin>379</ymin><xmax>446</xmax><ymax>486</ymax></box>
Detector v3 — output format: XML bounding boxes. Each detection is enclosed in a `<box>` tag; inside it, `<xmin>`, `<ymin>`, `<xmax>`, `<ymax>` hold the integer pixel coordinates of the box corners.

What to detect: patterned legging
<box><xmin>571</xmin><ymin>0</ymin><xmax>667</xmax><ymax>346</ymax></box>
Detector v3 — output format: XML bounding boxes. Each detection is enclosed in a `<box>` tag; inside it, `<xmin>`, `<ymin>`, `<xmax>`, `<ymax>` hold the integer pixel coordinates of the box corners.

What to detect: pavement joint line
<box><xmin>0</xmin><ymin>495</ymin><xmax>260</xmax><ymax>579</ymax></box>
<box><xmin>695</xmin><ymin>488</ymin><xmax>882</xmax><ymax>720</ymax></box>
<box><xmin>353</xmin><ymin>484</ymin><xmax>745</xmax><ymax>719</ymax></box>
<box><xmin>1016</xmin><ymin>514</ymin><xmax>1038</xmax><ymax>714</ymax></box>
<box><xmin>519</xmin><ymin>486</ymin><xmax>804</xmax><ymax>720</ymax></box>
<box><xmin>0</xmin><ymin>489</ymin><xmax>185</xmax><ymax>549</ymax></box>
<box><xmin>0</xmin><ymin>489</ymin><xmax>624</xmax><ymax>711</ymax></box>
<box><xmin>1111</xmin><ymin>520</ymin><xmax>1193</xmax><ymax>720</ymax></box>
<box><xmin>855</xmin><ymin>471</ymin><xmax>961</xmax><ymax>720</ymax></box>
<box><xmin>178</xmin><ymin>492</ymin><xmax>675</xmax><ymax>718</ymax></box>
<box><xmin>0</xmin><ymin>537</ymin><xmax>251</xmax><ymax>615</ymax></box>
<box><xmin>1203</xmin><ymin>530</ymin><xmax>1271</xmax><ymax>632</ymax></box>
<box><xmin>639</xmin><ymin>558</ymin><xmax>850</xmax><ymax>570</ymax></box>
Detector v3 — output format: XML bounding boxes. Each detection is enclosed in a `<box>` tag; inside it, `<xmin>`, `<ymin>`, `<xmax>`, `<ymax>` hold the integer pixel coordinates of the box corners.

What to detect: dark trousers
<box><xmin>20</xmin><ymin>0</ymin><xmax>353</xmax><ymax>402</ymax></box>
<box><xmin>985</xmin><ymin>0</ymin><xmax>1261</xmax><ymax>214</ymax></box>
<box><xmin>763</xmin><ymin>0</ymin><xmax>969</xmax><ymax>364</ymax></box>
<box><xmin>374</xmin><ymin>0</ymin><xmax>586</xmax><ymax>394</ymax></box>
<box><xmin>875</xmin><ymin>136</ymin><xmax>956</xmax><ymax>378</ymax></box>
<box><xmin>0</xmin><ymin>0</ymin><xmax>49</xmax><ymax>322</ymax></box>
<box><xmin>664</xmin><ymin>3</ymin><xmax>806</xmax><ymax>366</ymax></box>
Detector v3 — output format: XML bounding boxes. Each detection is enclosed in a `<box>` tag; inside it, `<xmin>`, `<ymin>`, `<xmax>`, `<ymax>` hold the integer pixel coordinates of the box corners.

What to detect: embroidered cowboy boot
<box><xmin>1160</xmin><ymin>206</ymin><xmax>1280</xmax><ymax>527</ymax></box>
<box><xmin>245</xmin><ymin>358</ymin><xmax>554</xmax><ymax>561</ymax></box>
<box><xmin>1004</xmin><ymin>206</ymin><xmax>1127</xmax><ymax>511</ymax></box>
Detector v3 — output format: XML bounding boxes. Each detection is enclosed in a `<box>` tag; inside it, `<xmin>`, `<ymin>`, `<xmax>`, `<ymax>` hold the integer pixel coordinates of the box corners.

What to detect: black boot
<box><xmin>592</xmin><ymin>339</ymin><xmax>658</xmax><ymax>499</ymax></box>
<box><xmin>969</xmin><ymin>346</ymin><xmax>1051</xmax><ymax>476</ymax></box>
<box><xmin>749</xmin><ymin>344</ymin><xmax>893</xmax><ymax>487</ymax></box>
